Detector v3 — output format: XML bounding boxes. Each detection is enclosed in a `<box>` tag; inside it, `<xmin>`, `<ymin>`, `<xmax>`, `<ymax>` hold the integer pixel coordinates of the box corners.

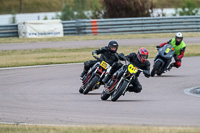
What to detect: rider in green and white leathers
<box><xmin>170</xmin><ymin>38</ymin><xmax>186</xmax><ymax>56</ymax></box>
<box><xmin>157</xmin><ymin>32</ymin><xmax>186</xmax><ymax>70</ymax></box>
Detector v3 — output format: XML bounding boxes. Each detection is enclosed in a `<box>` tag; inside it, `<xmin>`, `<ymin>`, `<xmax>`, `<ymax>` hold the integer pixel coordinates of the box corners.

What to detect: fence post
<box><xmin>91</xmin><ymin>19</ymin><xmax>98</xmax><ymax>35</ymax></box>
<box><xmin>75</xmin><ymin>19</ymin><xmax>81</xmax><ymax>35</ymax></box>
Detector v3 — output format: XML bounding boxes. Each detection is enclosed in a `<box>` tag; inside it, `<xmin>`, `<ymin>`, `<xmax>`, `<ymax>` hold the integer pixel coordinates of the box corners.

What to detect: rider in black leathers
<box><xmin>80</xmin><ymin>40</ymin><xmax>125</xmax><ymax>78</ymax></box>
<box><xmin>103</xmin><ymin>48</ymin><xmax>151</xmax><ymax>93</ymax></box>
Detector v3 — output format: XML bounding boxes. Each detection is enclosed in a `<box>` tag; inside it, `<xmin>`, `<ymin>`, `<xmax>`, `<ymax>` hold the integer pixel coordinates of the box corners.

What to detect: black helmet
<box><xmin>108</xmin><ymin>40</ymin><xmax>118</xmax><ymax>53</ymax></box>
<box><xmin>175</xmin><ymin>32</ymin><xmax>183</xmax><ymax>45</ymax></box>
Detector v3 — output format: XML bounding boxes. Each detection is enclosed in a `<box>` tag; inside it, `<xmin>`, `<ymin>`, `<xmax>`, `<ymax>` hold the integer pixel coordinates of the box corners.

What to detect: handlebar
<box><xmin>138</xmin><ymin>69</ymin><xmax>143</xmax><ymax>72</ymax></box>
<box><xmin>95</xmin><ymin>57</ymin><xmax>102</xmax><ymax>62</ymax></box>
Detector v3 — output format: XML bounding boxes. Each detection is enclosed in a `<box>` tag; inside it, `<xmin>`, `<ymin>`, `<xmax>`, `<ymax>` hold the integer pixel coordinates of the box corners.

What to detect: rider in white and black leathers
<box><xmin>80</xmin><ymin>40</ymin><xmax>125</xmax><ymax>78</ymax></box>
<box><xmin>103</xmin><ymin>48</ymin><xmax>150</xmax><ymax>93</ymax></box>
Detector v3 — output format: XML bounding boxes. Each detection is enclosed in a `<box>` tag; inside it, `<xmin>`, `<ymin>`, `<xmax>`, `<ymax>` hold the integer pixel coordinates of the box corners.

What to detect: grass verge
<box><xmin>0</xmin><ymin>124</ymin><xmax>200</xmax><ymax>133</ymax></box>
<box><xmin>0</xmin><ymin>32</ymin><xmax>200</xmax><ymax>44</ymax></box>
<box><xmin>0</xmin><ymin>44</ymin><xmax>200</xmax><ymax>68</ymax></box>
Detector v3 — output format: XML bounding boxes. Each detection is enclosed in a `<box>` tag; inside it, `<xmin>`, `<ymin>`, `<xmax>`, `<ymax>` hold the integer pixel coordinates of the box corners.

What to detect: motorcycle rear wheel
<box><xmin>101</xmin><ymin>90</ymin><xmax>110</xmax><ymax>100</ymax></box>
<box><xmin>111</xmin><ymin>80</ymin><xmax>128</xmax><ymax>101</ymax></box>
<box><xmin>83</xmin><ymin>75</ymin><xmax>99</xmax><ymax>95</ymax></box>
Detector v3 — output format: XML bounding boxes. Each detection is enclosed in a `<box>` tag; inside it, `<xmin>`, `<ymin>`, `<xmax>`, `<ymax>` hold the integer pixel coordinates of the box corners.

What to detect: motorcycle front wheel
<box><xmin>101</xmin><ymin>90</ymin><xmax>110</xmax><ymax>100</ymax></box>
<box><xmin>83</xmin><ymin>75</ymin><xmax>99</xmax><ymax>95</ymax></box>
<box><xmin>151</xmin><ymin>61</ymin><xmax>161</xmax><ymax>77</ymax></box>
<box><xmin>111</xmin><ymin>80</ymin><xmax>128</xmax><ymax>102</ymax></box>
<box><xmin>79</xmin><ymin>85</ymin><xmax>84</xmax><ymax>93</ymax></box>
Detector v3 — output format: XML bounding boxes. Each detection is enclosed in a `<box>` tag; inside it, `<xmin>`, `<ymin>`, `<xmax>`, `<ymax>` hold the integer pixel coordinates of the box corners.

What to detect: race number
<box><xmin>128</xmin><ymin>64</ymin><xmax>138</xmax><ymax>74</ymax></box>
<box><xmin>100</xmin><ymin>61</ymin><xmax>107</xmax><ymax>69</ymax></box>
<box><xmin>165</xmin><ymin>48</ymin><xmax>170</xmax><ymax>53</ymax></box>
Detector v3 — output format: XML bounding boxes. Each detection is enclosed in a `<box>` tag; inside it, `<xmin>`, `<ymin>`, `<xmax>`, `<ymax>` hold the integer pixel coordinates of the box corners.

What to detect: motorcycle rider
<box><xmin>80</xmin><ymin>40</ymin><xmax>125</xmax><ymax>78</ymax></box>
<box><xmin>156</xmin><ymin>32</ymin><xmax>186</xmax><ymax>71</ymax></box>
<box><xmin>103</xmin><ymin>47</ymin><xmax>150</xmax><ymax>93</ymax></box>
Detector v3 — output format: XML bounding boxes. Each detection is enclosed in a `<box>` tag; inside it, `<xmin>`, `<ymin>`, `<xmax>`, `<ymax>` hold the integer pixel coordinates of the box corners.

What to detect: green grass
<box><xmin>1</xmin><ymin>32</ymin><xmax>200</xmax><ymax>44</ymax></box>
<box><xmin>0</xmin><ymin>124</ymin><xmax>200</xmax><ymax>133</ymax></box>
<box><xmin>0</xmin><ymin>44</ymin><xmax>199</xmax><ymax>68</ymax></box>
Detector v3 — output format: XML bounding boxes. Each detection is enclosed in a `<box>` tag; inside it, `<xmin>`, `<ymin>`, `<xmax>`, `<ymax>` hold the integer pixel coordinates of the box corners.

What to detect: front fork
<box><xmin>121</xmin><ymin>75</ymin><xmax>134</xmax><ymax>95</ymax></box>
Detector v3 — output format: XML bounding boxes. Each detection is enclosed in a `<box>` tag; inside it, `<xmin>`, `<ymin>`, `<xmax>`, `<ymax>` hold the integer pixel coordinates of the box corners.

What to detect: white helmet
<box><xmin>175</xmin><ymin>32</ymin><xmax>183</xmax><ymax>45</ymax></box>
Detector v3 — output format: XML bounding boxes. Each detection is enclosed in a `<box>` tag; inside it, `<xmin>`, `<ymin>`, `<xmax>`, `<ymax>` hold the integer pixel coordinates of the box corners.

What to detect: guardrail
<box><xmin>77</xmin><ymin>16</ymin><xmax>200</xmax><ymax>35</ymax></box>
<box><xmin>62</xmin><ymin>20</ymin><xmax>77</xmax><ymax>35</ymax></box>
<box><xmin>0</xmin><ymin>24</ymin><xmax>18</xmax><ymax>37</ymax></box>
<box><xmin>0</xmin><ymin>16</ymin><xmax>200</xmax><ymax>38</ymax></box>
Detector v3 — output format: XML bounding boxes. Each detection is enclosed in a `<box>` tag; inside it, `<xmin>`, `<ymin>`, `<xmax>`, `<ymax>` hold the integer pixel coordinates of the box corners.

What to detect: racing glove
<box><xmin>156</xmin><ymin>45</ymin><xmax>161</xmax><ymax>49</ymax></box>
<box><xmin>174</xmin><ymin>55</ymin><xmax>180</xmax><ymax>61</ymax></box>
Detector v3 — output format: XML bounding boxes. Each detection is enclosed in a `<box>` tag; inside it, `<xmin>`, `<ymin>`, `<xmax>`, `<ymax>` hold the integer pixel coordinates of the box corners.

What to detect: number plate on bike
<box><xmin>128</xmin><ymin>64</ymin><xmax>138</xmax><ymax>74</ymax></box>
<box><xmin>100</xmin><ymin>61</ymin><xmax>107</xmax><ymax>69</ymax></box>
<box><xmin>165</xmin><ymin>48</ymin><xmax>170</xmax><ymax>53</ymax></box>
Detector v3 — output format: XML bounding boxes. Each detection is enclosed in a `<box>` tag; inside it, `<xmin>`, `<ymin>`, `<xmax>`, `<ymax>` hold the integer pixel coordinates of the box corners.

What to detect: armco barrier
<box><xmin>62</xmin><ymin>20</ymin><xmax>77</xmax><ymax>35</ymax></box>
<box><xmin>76</xmin><ymin>16</ymin><xmax>200</xmax><ymax>35</ymax></box>
<box><xmin>0</xmin><ymin>24</ymin><xmax>18</xmax><ymax>37</ymax></box>
<box><xmin>0</xmin><ymin>16</ymin><xmax>200</xmax><ymax>38</ymax></box>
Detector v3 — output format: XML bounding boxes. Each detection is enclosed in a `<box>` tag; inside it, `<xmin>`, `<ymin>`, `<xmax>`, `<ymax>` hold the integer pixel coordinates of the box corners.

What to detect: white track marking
<box><xmin>184</xmin><ymin>87</ymin><xmax>200</xmax><ymax>97</ymax></box>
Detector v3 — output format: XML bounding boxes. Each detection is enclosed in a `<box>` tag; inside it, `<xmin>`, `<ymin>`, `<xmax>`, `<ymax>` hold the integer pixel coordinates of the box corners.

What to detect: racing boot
<box><xmin>102</xmin><ymin>74</ymin><xmax>111</xmax><ymax>84</ymax></box>
<box><xmin>167</xmin><ymin>63</ymin><xmax>174</xmax><ymax>71</ymax></box>
<box><xmin>80</xmin><ymin>70</ymin><xmax>87</xmax><ymax>79</ymax></box>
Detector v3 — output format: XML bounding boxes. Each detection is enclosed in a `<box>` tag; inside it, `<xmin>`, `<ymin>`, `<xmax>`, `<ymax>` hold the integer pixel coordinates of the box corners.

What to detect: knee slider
<box><xmin>174</xmin><ymin>61</ymin><xmax>181</xmax><ymax>68</ymax></box>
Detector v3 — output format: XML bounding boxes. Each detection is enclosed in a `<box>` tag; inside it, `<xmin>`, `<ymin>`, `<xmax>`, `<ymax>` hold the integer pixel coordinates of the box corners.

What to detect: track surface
<box><xmin>1</xmin><ymin>37</ymin><xmax>200</xmax><ymax>50</ymax></box>
<box><xmin>0</xmin><ymin>57</ymin><xmax>200</xmax><ymax>126</ymax></box>
<box><xmin>0</xmin><ymin>38</ymin><xmax>200</xmax><ymax>126</ymax></box>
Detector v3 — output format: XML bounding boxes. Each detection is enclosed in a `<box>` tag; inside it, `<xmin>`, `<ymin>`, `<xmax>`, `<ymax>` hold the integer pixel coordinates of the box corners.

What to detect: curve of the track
<box><xmin>0</xmin><ymin>57</ymin><xmax>200</xmax><ymax>126</ymax></box>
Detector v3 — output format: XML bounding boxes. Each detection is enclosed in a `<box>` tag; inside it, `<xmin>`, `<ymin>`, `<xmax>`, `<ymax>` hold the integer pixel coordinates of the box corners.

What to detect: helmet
<box><xmin>137</xmin><ymin>47</ymin><xmax>149</xmax><ymax>63</ymax></box>
<box><xmin>175</xmin><ymin>32</ymin><xmax>183</xmax><ymax>45</ymax></box>
<box><xmin>108</xmin><ymin>40</ymin><xmax>118</xmax><ymax>53</ymax></box>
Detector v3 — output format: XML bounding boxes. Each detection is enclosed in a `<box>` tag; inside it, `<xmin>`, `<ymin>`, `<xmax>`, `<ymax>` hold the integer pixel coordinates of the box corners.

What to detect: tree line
<box><xmin>0</xmin><ymin>0</ymin><xmax>199</xmax><ymax>21</ymax></box>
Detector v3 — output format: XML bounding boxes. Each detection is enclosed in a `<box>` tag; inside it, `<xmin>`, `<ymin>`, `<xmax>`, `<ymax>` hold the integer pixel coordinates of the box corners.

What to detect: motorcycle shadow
<box><xmin>87</xmin><ymin>93</ymin><xmax>102</xmax><ymax>95</ymax></box>
<box><xmin>106</xmin><ymin>99</ymin><xmax>153</xmax><ymax>102</ymax></box>
<box><xmin>154</xmin><ymin>75</ymin><xmax>184</xmax><ymax>77</ymax></box>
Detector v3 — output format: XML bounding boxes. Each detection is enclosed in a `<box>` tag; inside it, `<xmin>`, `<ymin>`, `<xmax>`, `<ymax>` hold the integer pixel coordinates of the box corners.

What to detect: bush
<box><xmin>103</xmin><ymin>0</ymin><xmax>153</xmax><ymax>18</ymax></box>
<box><xmin>60</xmin><ymin>0</ymin><xmax>89</xmax><ymax>20</ymax></box>
<box><xmin>174</xmin><ymin>0</ymin><xmax>200</xmax><ymax>16</ymax></box>
<box><xmin>60</xmin><ymin>4</ymin><xmax>75</xmax><ymax>20</ymax></box>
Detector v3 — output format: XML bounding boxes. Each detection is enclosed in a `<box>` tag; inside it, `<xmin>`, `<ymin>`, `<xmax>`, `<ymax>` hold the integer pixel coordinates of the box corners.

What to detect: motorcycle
<box><xmin>101</xmin><ymin>60</ymin><xmax>143</xmax><ymax>101</ymax></box>
<box><xmin>151</xmin><ymin>44</ymin><xmax>175</xmax><ymax>77</ymax></box>
<box><xmin>79</xmin><ymin>58</ymin><xmax>111</xmax><ymax>95</ymax></box>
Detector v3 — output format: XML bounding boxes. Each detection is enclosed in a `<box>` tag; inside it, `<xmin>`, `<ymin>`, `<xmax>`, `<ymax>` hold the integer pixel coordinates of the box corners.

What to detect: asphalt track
<box><xmin>0</xmin><ymin>38</ymin><xmax>200</xmax><ymax>126</ymax></box>
<box><xmin>0</xmin><ymin>57</ymin><xmax>200</xmax><ymax>126</ymax></box>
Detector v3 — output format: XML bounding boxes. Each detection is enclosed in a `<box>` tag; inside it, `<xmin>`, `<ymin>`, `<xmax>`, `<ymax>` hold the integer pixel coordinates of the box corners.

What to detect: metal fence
<box><xmin>0</xmin><ymin>24</ymin><xmax>18</xmax><ymax>37</ymax></box>
<box><xmin>0</xmin><ymin>16</ymin><xmax>200</xmax><ymax>38</ymax></box>
<box><xmin>77</xmin><ymin>16</ymin><xmax>200</xmax><ymax>35</ymax></box>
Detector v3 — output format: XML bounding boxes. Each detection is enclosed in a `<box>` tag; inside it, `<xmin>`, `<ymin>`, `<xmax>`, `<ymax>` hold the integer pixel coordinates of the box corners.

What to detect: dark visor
<box><xmin>141</xmin><ymin>55</ymin><xmax>148</xmax><ymax>59</ymax></box>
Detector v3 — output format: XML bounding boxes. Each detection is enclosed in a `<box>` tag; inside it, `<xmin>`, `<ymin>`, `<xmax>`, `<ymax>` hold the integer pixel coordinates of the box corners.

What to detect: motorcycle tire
<box><xmin>151</xmin><ymin>61</ymin><xmax>161</xmax><ymax>77</ymax></box>
<box><xmin>111</xmin><ymin>80</ymin><xmax>128</xmax><ymax>102</ymax></box>
<box><xmin>157</xmin><ymin>73</ymin><xmax>162</xmax><ymax>76</ymax></box>
<box><xmin>101</xmin><ymin>90</ymin><xmax>110</xmax><ymax>100</ymax></box>
<box><xmin>83</xmin><ymin>75</ymin><xmax>99</xmax><ymax>95</ymax></box>
<box><xmin>79</xmin><ymin>85</ymin><xmax>84</xmax><ymax>93</ymax></box>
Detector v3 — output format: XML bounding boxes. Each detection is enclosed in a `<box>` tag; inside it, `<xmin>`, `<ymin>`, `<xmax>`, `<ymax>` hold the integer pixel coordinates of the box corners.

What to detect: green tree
<box><xmin>91</xmin><ymin>0</ymin><xmax>103</xmax><ymax>19</ymax></box>
<box><xmin>74</xmin><ymin>0</ymin><xmax>88</xmax><ymax>19</ymax></box>
<box><xmin>174</xmin><ymin>0</ymin><xmax>199</xmax><ymax>16</ymax></box>
<box><xmin>60</xmin><ymin>4</ymin><xmax>75</xmax><ymax>20</ymax></box>
<box><xmin>60</xmin><ymin>0</ymin><xmax>90</xmax><ymax>20</ymax></box>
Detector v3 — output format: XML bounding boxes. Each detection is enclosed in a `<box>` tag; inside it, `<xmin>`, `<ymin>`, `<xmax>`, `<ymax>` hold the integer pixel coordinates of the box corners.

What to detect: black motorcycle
<box><xmin>151</xmin><ymin>44</ymin><xmax>175</xmax><ymax>77</ymax></box>
<box><xmin>79</xmin><ymin>58</ymin><xmax>111</xmax><ymax>95</ymax></box>
<box><xmin>101</xmin><ymin>60</ymin><xmax>143</xmax><ymax>101</ymax></box>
